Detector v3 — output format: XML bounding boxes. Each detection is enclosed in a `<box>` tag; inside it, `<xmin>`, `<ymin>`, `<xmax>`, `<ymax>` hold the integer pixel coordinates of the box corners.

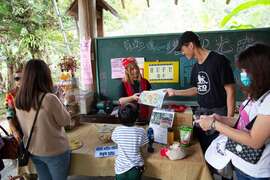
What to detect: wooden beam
<box><xmin>121</xmin><ymin>0</ymin><xmax>125</xmax><ymax>9</ymax></box>
<box><xmin>67</xmin><ymin>0</ymin><xmax>78</xmax><ymax>17</ymax></box>
<box><xmin>146</xmin><ymin>0</ymin><xmax>150</xmax><ymax>8</ymax></box>
<box><xmin>67</xmin><ymin>0</ymin><xmax>119</xmax><ymax>19</ymax></box>
<box><xmin>97</xmin><ymin>9</ymin><xmax>103</xmax><ymax>37</ymax></box>
<box><xmin>100</xmin><ymin>0</ymin><xmax>120</xmax><ymax>18</ymax></box>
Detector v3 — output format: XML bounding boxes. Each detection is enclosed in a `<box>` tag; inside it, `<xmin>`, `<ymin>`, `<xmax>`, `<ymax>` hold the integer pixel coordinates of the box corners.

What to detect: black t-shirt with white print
<box><xmin>190</xmin><ymin>51</ymin><xmax>235</xmax><ymax>109</ymax></box>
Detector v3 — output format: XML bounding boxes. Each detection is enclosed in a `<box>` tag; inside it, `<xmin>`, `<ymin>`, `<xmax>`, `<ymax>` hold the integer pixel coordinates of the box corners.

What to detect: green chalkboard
<box><xmin>95</xmin><ymin>28</ymin><xmax>270</xmax><ymax>102</ymax></box>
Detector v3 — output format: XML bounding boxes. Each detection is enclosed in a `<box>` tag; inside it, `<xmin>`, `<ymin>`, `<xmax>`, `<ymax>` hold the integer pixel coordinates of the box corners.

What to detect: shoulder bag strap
<box><xmin>245</xmin><ymin>90</ymin><xmax>270</xmax><ymax>130</ymax></box>
<box><xmin>0</xmin><ymin>125</ymin><xmax>10</xmax><ymax>136</ymax></box>
<box><xmin>233</xmin><ymin>98</ymin><xmax>252</xmax><ymax>128</ymax></box>
<box><xmin>25</xmin><ymin>93</ymin><xmax>46</xmax><ymax>150</ymax></box>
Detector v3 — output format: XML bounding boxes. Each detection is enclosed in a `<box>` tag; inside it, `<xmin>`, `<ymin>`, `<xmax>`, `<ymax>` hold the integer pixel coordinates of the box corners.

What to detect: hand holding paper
<box><xmin>132</xmin><ymin>93</ymin><xmax>140</xmax><ymax>101</ymax></box>
<box><xmin>138</xmin><ymin>89</ymin><xmax>166</xmax><ymax>108</ymax></box>
<box><xmin>166</xmin><ymin>88</ymin><xmax>176</xmax><ymax>97</ymax></box>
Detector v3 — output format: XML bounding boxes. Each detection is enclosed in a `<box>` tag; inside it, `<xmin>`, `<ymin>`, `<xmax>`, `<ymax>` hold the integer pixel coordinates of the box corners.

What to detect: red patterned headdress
<box><xmin>121</xmin><ymin>57</ymin><xmax>136</xmax><ymax>68</ymax></box>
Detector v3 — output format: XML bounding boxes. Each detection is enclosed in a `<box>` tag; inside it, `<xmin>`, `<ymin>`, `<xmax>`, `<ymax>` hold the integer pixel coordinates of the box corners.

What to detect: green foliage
<box><xmin>0</xmin><ymin>0</ymin><xmax>79</xmax><ymax>90</ymax></box>
<box><xmin>229</xmin><ymin>24</ymin><xmax>256</xmax><ymax>30</ymax></box>
<box><xmin>220</xmin><ymin>0</ymin><xmax>270</xmax><ymax>28</ymax></box>
<box><xmin>103</xmin><ymin>0</ymin><xmax>146</xmax><ymax>34</ymax></box>
<box><xmin>0</xmin><ymin>0</ymin><xmax>58</xmax><ymax>60</ymax></box>
<box><xmin>0</xmin><ymin>2</ymin><xmax>11</xmax><ymax>17</ymax></box>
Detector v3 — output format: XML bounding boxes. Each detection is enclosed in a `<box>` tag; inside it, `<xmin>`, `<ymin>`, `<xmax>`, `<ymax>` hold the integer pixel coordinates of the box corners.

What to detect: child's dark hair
<box><xmin>118</xmin><ymin>103</ymin><xmax>138</xmax><ymax>126</ymax></box>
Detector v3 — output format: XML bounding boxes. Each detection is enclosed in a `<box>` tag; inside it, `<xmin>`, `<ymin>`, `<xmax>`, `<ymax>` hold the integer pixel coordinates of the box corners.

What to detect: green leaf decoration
<box><xmin>229</xmin><ymin>24</ymin><xmax>255</xmax><ymax>30</ymax></box>
<box><xmin>220</xmin><ymin>0</ymin><xmax>270</xmax><ymax>27</ymax></box>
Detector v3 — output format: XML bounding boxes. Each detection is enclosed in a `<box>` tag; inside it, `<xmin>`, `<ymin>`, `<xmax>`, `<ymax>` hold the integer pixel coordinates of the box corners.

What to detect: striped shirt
<box><xmin>112</xmin><ymin>125</ymin><xmax>148</xmax><ymax>174</ymax></box>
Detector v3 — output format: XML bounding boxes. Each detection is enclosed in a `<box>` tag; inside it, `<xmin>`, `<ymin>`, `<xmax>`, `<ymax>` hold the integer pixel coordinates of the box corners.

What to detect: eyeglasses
<box><xmin>14</xmin><ymin>77</ymin><xmax>21</xmax><ymax>81</ymax></box>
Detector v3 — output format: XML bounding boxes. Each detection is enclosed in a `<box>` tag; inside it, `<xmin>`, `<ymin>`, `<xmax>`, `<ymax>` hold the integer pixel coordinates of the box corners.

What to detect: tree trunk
<box><xmin>7</xmin><ymin>61</ymin><xmax>14</xmax><ymax>91</ymax></box>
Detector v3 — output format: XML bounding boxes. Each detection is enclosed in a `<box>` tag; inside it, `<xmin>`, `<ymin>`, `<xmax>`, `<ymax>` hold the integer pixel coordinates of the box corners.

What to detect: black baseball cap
<box><xmin>174</xmin><ymin>31</ymin><xmax>201</xmax><ymax>51</ymax></box>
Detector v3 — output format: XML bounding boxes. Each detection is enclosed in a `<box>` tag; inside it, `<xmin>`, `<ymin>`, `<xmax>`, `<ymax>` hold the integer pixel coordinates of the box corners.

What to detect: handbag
<box><xmin>0</xmin><ymin>125</ymin><xmax>19</xmax><ymax>159</ymax></box>
<box><xmin>225</xmin><ymin>91</ymin><xmax>270</xmax><ymax>164</ymax></box>
<box><xmin>18</xmin><ymin>93</ymin><xmax>46</xmax><ymax>167</ymax></box>
<box><xmin>225</xmin><ymin>138</ymin><xmax>264</xmax><ymax>164</ymax></box>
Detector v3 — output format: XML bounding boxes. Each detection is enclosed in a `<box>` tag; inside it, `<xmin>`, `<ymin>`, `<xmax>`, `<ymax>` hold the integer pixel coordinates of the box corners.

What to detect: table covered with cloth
<box><xmin>67</xmin><ymin>123</ymin><xmax>212</xmax><ymax>180</ymax></box>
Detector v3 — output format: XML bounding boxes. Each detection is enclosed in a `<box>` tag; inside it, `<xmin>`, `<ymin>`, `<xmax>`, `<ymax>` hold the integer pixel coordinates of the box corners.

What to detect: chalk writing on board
<box><xmin>236</xmin><ymin>33</ymin><xmax>255</xmax><ymax>53</ymax></box>
<box><xmin>123</xmin><ymin>39</ymin><xmax>146</xmax><ymax>51</ymax></box>
<box><xmin>145</xmin><ymin>40</ymin><xmax>155</xmax><ymax>51</ymax></box>
<box><xmin>202</xmin><ymin>38</ymin><xmax>210</xmax><ymax>49</ymax></box>
<box><xmin>145</xmin><ymin>39</ymin><xmax>178</xmax><ymax>53</ymax></box>
<box><xmin>167</xmin><ymin>39</ymin><xmax>179</xmax><ymax>54</ymax></box>
<box><xmin>146</xmin><ymin>40</ymin><xmax>167</xmax><ymax>52</ymax></box>
<box><xmin>215</xmin><ymin>35</ymin><xmax>233</xmax><ymax>54</ymax></box>
<box><xmin>124</xmin><ymin>39</ymin><xmax>178</xmax><ymax>54</ymax></box>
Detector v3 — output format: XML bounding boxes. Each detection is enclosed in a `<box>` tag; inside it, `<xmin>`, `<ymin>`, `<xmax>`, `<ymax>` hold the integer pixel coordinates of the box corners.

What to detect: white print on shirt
<box><xmin>197</xmin><ymin>71</ymin><xmax>210</xmax><ymax>95</ymax></box>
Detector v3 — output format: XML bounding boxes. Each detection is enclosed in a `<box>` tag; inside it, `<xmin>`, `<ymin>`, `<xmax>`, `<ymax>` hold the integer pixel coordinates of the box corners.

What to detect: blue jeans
<box><xmin>235</xmin><ymin>168</ymin><xmax>270</xmax><ymax>180</ymax></box>
<box><xmin>31</xmin><ymin>150</ymin><xmax>70</xmax><ymax>180</ymax></box>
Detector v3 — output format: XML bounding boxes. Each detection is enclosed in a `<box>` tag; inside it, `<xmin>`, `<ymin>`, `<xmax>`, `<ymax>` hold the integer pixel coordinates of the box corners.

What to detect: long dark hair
<box><xmin>237</xmin><ymin>43</ymin><xmax>270</xmax><ymax>100</ymax></box>
<box><xmin>15</xmin><ymin>59</ymin><xmax>53</xmax><ymax>111</ymax></box>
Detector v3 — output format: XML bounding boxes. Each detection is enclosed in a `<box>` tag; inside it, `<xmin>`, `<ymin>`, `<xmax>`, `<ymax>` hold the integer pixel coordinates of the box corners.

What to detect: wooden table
<box><xmin>67</xmin><ymin>123</ymin><xmax>212</xmax><ymax>180</ymax></box>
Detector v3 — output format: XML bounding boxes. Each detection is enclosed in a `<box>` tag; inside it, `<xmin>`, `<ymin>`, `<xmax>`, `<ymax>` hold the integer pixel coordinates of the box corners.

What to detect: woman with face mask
<box><xmin>118</xmin><ymin>57</ymin><xmax>152</xmax><ymax>125</ymax></box>
<box><xmin>197</xmin><ymin>43</ymin><xmax>270</xmax><ymax>180</ymax></box>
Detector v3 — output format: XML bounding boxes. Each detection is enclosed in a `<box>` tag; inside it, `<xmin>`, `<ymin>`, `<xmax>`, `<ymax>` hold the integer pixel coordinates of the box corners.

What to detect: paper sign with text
<box><xmin>95</xmin><ymin>145</ymin><xmax>118</xmax><ymax>158</ymax></box>
<box><xmin>111</xmin><ymin>57</ymin><xmax>145</xmax><ymax>79</ymax></box>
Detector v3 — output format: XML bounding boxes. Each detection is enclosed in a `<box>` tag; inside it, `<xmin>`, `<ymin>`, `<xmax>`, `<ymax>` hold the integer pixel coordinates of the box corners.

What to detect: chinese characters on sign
<box><xmin>95</xmin><ymin>145</ymin><xmax>118</xmax><ymax>158</ymax></box>
<box><xmin>144</xmin><ymin>61</ymin><xmax>179</xmax><ymax>83</ymax></box>
<box><xmin>111</xmin><ymin>57</ymin><xmax>145</xmax><ymax>79</ymax></box>
<box><xmin>149</xmin><ymin>64</ymin><xmax>173</xmax><ymax>80</ymax></box>
<box><xmin>110</xmin><ymin>58</ymin><xmax>125</xmax><ymax>79</ymax></box>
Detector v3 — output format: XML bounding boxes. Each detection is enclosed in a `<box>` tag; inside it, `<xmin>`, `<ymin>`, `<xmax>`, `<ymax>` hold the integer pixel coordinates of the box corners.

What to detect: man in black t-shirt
<box><xmin>167</xmin><ymin>31</ymin><xmax>235</xmax><ymax>150</ymax></box>
<box><xmin>190</xmin><ymin>51</ymin><xmax>235</xmax><ymax>113</ymax></box>
<box><xmin>167</xmin><ymin>31</ymin><xmax>235</xmax><ymax>180</ymax></box>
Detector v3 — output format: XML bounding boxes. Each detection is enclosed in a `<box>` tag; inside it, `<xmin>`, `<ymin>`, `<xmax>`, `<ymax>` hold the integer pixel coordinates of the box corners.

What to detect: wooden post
<box><xmin>146</xmin><ymin>0</ymin><xmax>150</xmax><ymax>8</ymax></box>
<box><xmin>121</xmin><ymin>0</ymin><xmax>125</xmax><ymax>9</ymax></box>
<box><xmin>97</xmin><ymin>9</ymin><xmax>104</xmax><ymax>37</ymax></box>
<box><xmin>78</xmin><ymin>0</ymin><xmax>97</xmax><ymax>39</ymax></box>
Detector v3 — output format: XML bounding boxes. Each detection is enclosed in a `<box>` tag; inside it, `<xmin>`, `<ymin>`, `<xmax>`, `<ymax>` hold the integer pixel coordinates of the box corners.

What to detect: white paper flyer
<box><xmin>138</xmin><ymin>89</ymin><xmax>166</xmax><ymax>108</ymax></box>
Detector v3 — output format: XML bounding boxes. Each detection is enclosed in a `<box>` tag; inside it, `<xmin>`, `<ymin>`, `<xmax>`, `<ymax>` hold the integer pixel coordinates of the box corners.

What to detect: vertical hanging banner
<box><xmin>80</xmin><ymin>39</ymin><xmax>93</xmax><ymax>90</ymax></box>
